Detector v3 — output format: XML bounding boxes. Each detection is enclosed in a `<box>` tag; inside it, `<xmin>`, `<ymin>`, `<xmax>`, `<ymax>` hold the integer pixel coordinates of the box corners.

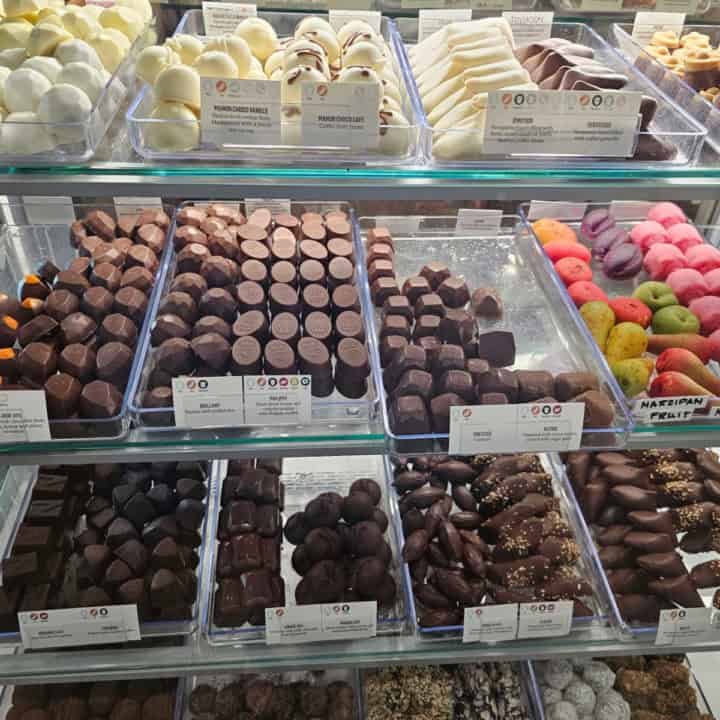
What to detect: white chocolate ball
<box><xmin>22</xmin><ymin>55</ymin><xmax>61</xmax><ymax>82</ymax></box>
<box><xmin>337</xmin><ymin>20</ymin><xmax>376</xmax><ymax>47</ymax></box>
<box><xmin>378</xmin><ymin>108</ymin><xmax>409</xmax><ymax>155</ymax></box>
<box><xmin>146</xmin><ymin>99</ymin><xmax>199</xmax><ymax>152</ymax></box>
<box><xmin>2</xmin><ymin>110</ymin><xmax>55</xmax><ymax>153</ymax></box>
<box><xmin>0</xmin><ymin>107</ymin><xmax>7</xmax><ymax>121</ymax></box>
<box><xmin>54</xmin><ymin>38</ymin><xmax>103</xmax><ymax>71</ymax></box>
<box><xmin>114</xmin><ymin>0</ymin><xmax>151</xmax><ymax>24</ymax></box>
<box><xmin>62</xmin><ymin>7</ymin><xmax>102</xmax><ymax>40</ymax></box>
<box><xmin>295</xmin><ymin>16</ymin><xmax>334</xmax><ymax>39</ymax></box>
<box><xmin>193</xmin><ymin>50</ymin><xmax>237</xmax><ymax>78</ymax></box>
<box><xmin>82</xmin><ymin>4</ymin><xmax>103</xmax><ymax>20</ymax></box>
<box><xmin>164</xmin><ymin>33</ymin><xmax>203</xmax><ymax>65</ymax></box>
<box><xmin>300</xmin><ymin>29</ymin><xmax>339</xmax><ymax>64</ymax></box>
<box><xmin>264</xmin><ymin>48</ymin><xmax>283</xmax><ymax>77</ymax></box>
<box><xmin>56</xmin><ymin>60</ymin><xmax>104</xmax><ymax>103</ymax></box>
<box><xmin>246</xmin><ymin>63</ymin><xmax>265</xmax><ymax>80</ymax></box>
<box><xmin>380</xmin><ymin>94</ymin><xmax>401</xmax><ymax>113</ymax></box>
<box><xmin>154</xmin><ymin>64</ymin><xmax>200</xmax><ymax>110</ymax></box>
<box><xmin>234</xmin><ymin>17</ymin><xmax>278</xmax><ymax>63</ymax></box>
<box><xmin>205</xmin><ymin>35</ymin><xmax>251</xmax><ymax>77</ymax></box>
<box><xmin>37</xmin><ymin>82</ymin><xmax>91</xmax><ymax>141</ymax></box>
<box><xmin>284</xmin><ymin>37</ymin><xmax>325</xmax><ymax>57</ymax></box>
<box><xmin>0</xmin><ymin>47</ymin><xmax>27</xmax><ymax>69</ymax></box>
<box><xmin>0</xmin><ymin>66</ymin><xmax>9</xmax><ymax>104</ymax></box>
<box><xmin>86</xmin><ymin>29</ymin><xmax>129</xmax><ymax>71</ymax></box>
<box><xmin>5</xmin><ymin>66</ymin><xmax>51</xmax><ymax>111</ymax></box>
<box><xmin>269</xmin><ymin>67</ymin><xmax>281</xmax><ymax>80</ymax></box>
<box><xmin>27</xmin><ymin>22</ymin><xmax>72</xmax><ymax>56</ymax></box>
<box><xmin>281</xmin><ymin>64</ymin><xmax>324</xmax><ymax>104</ymax></box>
<box><xmin>342</xmin><ymin>40</ymin><xmax>386</xmax><ymax>72</ymax></box>
<box><xmin>0</xmin><ymin>21</ymin><xmax>31</xmax><ymax>50</ymax></box>
<box><xmin>99</xmin><ymin>6</ymin><xmax>143</xmax><ymax>42</ymax></box>
<box><xmin>136</xmin><ymin>44</ymin><xmax>179</xmax><ymax>85</ymax></box>
<box><xmin>35</xmin><ymin>9</ymin><xmax>64</xmax><ymax>27</ymax></box>
<box><xmin>337</xmin><ymin>65</ymin><xmax>380</xmax><ymax>84</ymax></box>
<box><xmin>4</xmin><ymin>0</ymin><xmax>44</xmax><ymax>20</ymax></box>
<box><xmin>284</xmin><ymin>47</ymin><xmax>329</xmax><ymax>77</ymax></box>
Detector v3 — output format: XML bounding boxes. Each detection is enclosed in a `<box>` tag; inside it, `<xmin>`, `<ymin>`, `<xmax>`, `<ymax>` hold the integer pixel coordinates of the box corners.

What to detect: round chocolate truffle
<box><xmin>155</xmin><ymin>337</ymin><xmax>195</xmax><ymax>376</ymax></box>
<box><xmin>193</xmin><ymin>315</ymin><xmax>232</xmax><ymax>340</ymax></box>
<box><xmin>191</xmin><ymin>332</ymin><xmax>231</xmax><ymax>372</ymax></box>
<box><xmin>44</xmin><ymin>289</ymin><xmax>80</xmax><ymax>322</ymax></box>
<box><xmin>60</xmin><ymin>312</ymin><xmax>97</xmax><ymax>346</ymax></box>
<box><xmin>200</xmin><ymin>255</ymin><xmax>238</xmax><ymax>288</ymax></box>
<box><xmin>59</xmin><ymin>343</ymin><xmax>96</xmax><ymax>383</ymax></box>
<box><xmin>100</xmin><ymin>314</ymin><xmax>139</xmax><ymax>348</ymax></box>
<box><xmin>120</xmin><ymin>267</ymin><xmax>154</xmax><ymax>295</ymax></box>
<box><xmin>44</xmin><ymin>372</ymin><xmax>82</xmax><ymax>418</ymax></box>
<box><xmin>170</xmin><ymin>273</ymin><xmax>207</xmax><ymax>303</ymax></box>
<box><xmin>159</xmin><ymin>291</ymin><xmax>198</xmax><ymax>325</ymax></box>
<box><xmin>96</xmin><ymin>341</ymin><xmax>134</xmax><ymax>388</ymax></box>
<box><xmin>79</xmin><ymin>380</ymin><xmax>123</xmax><ymax>419</ymax></box>
<box><xmin>81</xmin><ymin>286</ymin><xmax>115</xmax><ymax>324</ymax></box>
<box><xmin>198</xmin><ymin>288</ymin><xmax>236</xmax><ymax>323</ymax></box>
<box><xmin>151</xmin><ymin>314</ymin><xmax>191</xmax><ymax>346</ymax></box>
<box><xmin>113</xmin><ymin>286</ymin><xmax>148</xmax><ymax>325</ymax></box>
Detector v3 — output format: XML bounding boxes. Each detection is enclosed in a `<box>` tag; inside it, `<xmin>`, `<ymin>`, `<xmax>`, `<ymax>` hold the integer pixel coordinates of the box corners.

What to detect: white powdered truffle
<box><xmin>99</xmin><ymin>6</ymin><xmax>144</xmax><ymax>42</ymax></box>
<box><xmin>164</xmin><ymin>33</ymin><xmax>203</xmax><ymax>65</ymax></box>
<box><xmin>146</xmin><ymin>100</ymin><xmax>199</xmax><ymax>151</ymax></box>
<box><xmin>583</xmin><ymin>662</ymin><xmax>616</xmax><ymax>693</ymax></box>
<box><xmin>0</xmin><ymin>48</ymin><xmax>28</xmax><ymax>69</ymax></box>
<box><xmin>22</xmin><ymin>55</ymin><xmax>62</xmax><ymax>82</ymax></box>
<box><xmin>205</xmin><ymin>35</ymin><xmax>251</xmax><ymax>77</ymax></box>
<box><xmin>136</xmin><ymin>44</ymin><xmax>179</xmax><ymax>85</ymax></box>
<box><xmin>56</xmin><ymin>61</ymin><xmax>104</xmax><ymax>104</ymax></box>
<box><xmin>55</xmin><ymin>39</ymin><xmax>103</xmax><ymax>72</ymax></box>
<box><xmin>545</xmin><ymin>660</ymin><xmax>575</xmax><ymax>691</ymax></box>
<box><xmin>27</xmin><ymin>22</ymin><xmax>71</xmax><ymax>56</ymax></box>
<box><xmin>154</xmin><ymin>64</ymin><xmax>200</xmax><ymax>110</ymax></box>
<box><xmin>543</xmin><ymin>688</ymin><xmax>564</xmax><ymax>706</ymax></box>
<box><xmin>594</xmin><ymin>690</ymin><xmax>630</xmax><ymax>720</ymax></box>
<box><xmin>548</xmin><ymin>701</ymin><xmax>579</xmax><ymax>720</ymax></box>
<box><xmin>5</xmin><ymin>67</ymin><xmax>51</xmax><ymax>112</ymax></box>
<box><xmin>564</xmin><ymin>680</ymin><xmax>596</xmax><ymax>716</ymax></box>
<box><xmin>62</xmin><ymin>8</ymin><xmax>102</xmax><ymax>40</ymax></box>
<box><xmin>87</xmin><ymin>29</ymin><xmax>129</xmax><ymax>71</ymax></box>
<box><xmin>192</xmin><ymin>50</ymin><xmax>238</xmax><ymax>78</ymax></box>
<box><xmin>234</xmin><ymin>17</ymin><xmax>278</xmax><ymax>63</ymax></box>
<box><xmin>2</xmin><ymin>111</ymin><xmax>55</xmax><ymax>153</ymax></box>
<box><xmin>0</xmin><ymin>21</ymin><xmax>32</xmax><ymax>51</ymax></box>
<box><xmin>37</xmin><ymin>83</ymin><xmax>91</xmax><ymax>141</ymax></box>
<box><xmin>280</xmin><ymin>64</ymin><xmax>324</xmax><ymax>104</ymax></box>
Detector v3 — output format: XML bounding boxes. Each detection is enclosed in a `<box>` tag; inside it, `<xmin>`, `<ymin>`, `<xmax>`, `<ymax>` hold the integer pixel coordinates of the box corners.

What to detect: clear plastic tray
<box><xmin>1</xmin><ymin>22</ymin><xmax>153</xmax><ymax>166</ymax></box>
<box><xmin>412</xmin><ymin>21</ymin><xmax>707</xmax><ymax>168</ymax></box>
<box><xmin>126</xmin><ymin>10</ymin><xmax>422</xmax><ymax>166</ymax></box>
<box><xmin>390</xmin><ymin>453</ymin><xmax>611</xmax><ymax>640</ymax></box>
<box><xmin>520</xmin><ymin>202</ymin><xmax>720</xmax><ymax>432</ymax></box>
<box><xmin>359</xmin><ymin>214</ymin><xmax>633</xmax><ymax>455</ymax></box>
<box><xmin>205</xmin><ymin>455</ymin><xmax>408</xmax><ymax>645</ymax></box>
<box><xmin>0</xmin><ymin>462</ymin><xmax>212</xmax><ymax>641</ymax></box>
<box><xmin>550</xmin><ymin>0</ymin><xmax>711</xmax><ymax>15</ymax></box>
<box><xmin>129</xmin><ymin>201</ymin><xmax>380</xmax><ymax>433</ymax></box>
<box><xmin>0</xmin><ymin>201</ymin><xmax>173</xmax><ymax>445</ymax></box>
<box><xmin>614</xmin><ymin>23</ymin><xmax>720</xmax><ymax>154</ymax></box>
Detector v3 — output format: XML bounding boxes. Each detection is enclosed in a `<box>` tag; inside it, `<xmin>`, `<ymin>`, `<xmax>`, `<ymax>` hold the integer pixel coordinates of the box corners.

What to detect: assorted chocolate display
<box><xmin>4</xmin><ymin>679</ymin><xmax>179</xmax><ymax>720</ymax></box>
<box><xmin>0</xmin><ymin>207</ymin><xmax>167</xmax><ymax>431</ymax></box>
<box><xmin>213</xmin><ymin>458</ymin><xmax>285</xmax><ymax>628</ymax></box>
<box><xmin>188</xmin><ymin>672</ymin><xmax>356</xmax><ymax>720</ymax></box>
<box><xmin>0</xmin><ymin>462</ymin><xmax>206</xmax><ymax>630</ymax></box>
<box><xmin>364</xmin><ymin>226</ymin><xmax>616</xmax><ymax>436</ymax></box>
<box><xmin>394</xmin><ymin>454</ymin><xmax>595</xmax><ymax>629</ymax></box>
<box><xmin>141</xmin><ymin>204</ymin><xmax>372</xmax><ymax>421</ymax></box>
<box><xmin>565</xmin><ymin>448</ymin><xmax>720</xmax><ymax>624</ymax></box>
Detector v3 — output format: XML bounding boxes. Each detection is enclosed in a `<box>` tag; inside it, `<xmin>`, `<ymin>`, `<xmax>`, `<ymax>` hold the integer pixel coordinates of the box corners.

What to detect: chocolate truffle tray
<box><xmin>359</xmin><ymin>214</ymin><xmax>633</xmax><ymax>455</ymax></box>
<box><xmin>390</xmin><ymin>453</ymin><xmax>611</xmax><ymax>640</ymax></box>
<box><xmin>130</xmin><ymin>201</ymin><xmax>380</xmax><ymax>435</ymax></box>
<box><xmin>126</xmin><ymin>10</ymin><xmax>422</xmax><ymax>166</ymax></box>
<box><xmin>0</xmin><ymin>202</ymin><xmax>172</xmax><ymax>446</ymax></box>
<box><xmin>0</xmin><ymin>461</ymin><xmax>212</xmax><ymax>642</ymax></box>
<box><xmin>205</xmin><ymin>455</ymin><xmax>408</xmax><ymax>644</ymax></box>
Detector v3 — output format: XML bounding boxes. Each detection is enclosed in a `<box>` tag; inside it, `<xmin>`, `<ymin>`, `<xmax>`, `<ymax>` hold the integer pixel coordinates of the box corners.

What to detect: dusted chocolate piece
<box><xmin>113</xmin><ymin>287</ymin><xmax>148</xmax><ymax>325</ymax></box>
<box><xmin>194</xmin><ymin>316</ymin><xmax>232</xmax><ymax>341</ymax></box>
<box><xmin>152</xmin><ymin>315</ymin><xmax>191</xmax><ymax>346</ymax></box>
<box><xmin>120</xmin><ymin>267</ymin><xmax>154</xmax><ymax>295</ymax></box>
<box><xmin>170</xmin><ymin>273</ymin><xmax>207</xmax><ymax>303</ymax></box>
<box><xmin>476</xmin><ymin>331</ymin><xmax>516</xmax><ymax>367</ymax></box>
<box><xmin>159</xmin><ymin>292</ymin><xmax>197</xmax><ymax>326</ymax></box>
<box><xmin>100</xmin><ymin>314</ymin><xmax>139</xmax><ymax>348</ymax></box>
<box><xmin>471</xmin><ymin>287</ymin><xmax>503</xmax><ymax>318</ymax></box>
<box><xmin>97</xmin><ymin>342</ymin><xmax>133</xmax><ymax>388</ymax></box>
<box><xmin>44</xmin><ymin>290</ymin><xmax>80</xmax><ymax>322</ymax></box>
<box><xmin>60</xmin><ymin>312</ymin><xmax>97</xmax><ymax>346</ymax></box>
<box><xmin>79</xmin><ymin>380</ymin><xmax>122</xmax><ymax>419</ymax></box>
<box><xmin>201</xmin><ymin>256</ymin><xmax>238</xmax><ymax>288</ymax></box>
<box><xmin>18</xmin><ymin>343</ymin><xmax>57</xmax><ymax>383</ymax></box>
<box><xmin>44</xmin><ymin>372</ymin><xmax>81</xmax><ymax>418</ymax></box>
<box><xmin>156</xmin><ymin>338</ymin><xmax>195</xmax><ymax>376</ymax></box>
<box><xmin>191</xmin><ymin>333</ymin><xmax>231</xmax><ymax>371</ymax></box>
<box><xmin>81</xmin><ymin>286</ymin><xmax>115</xmax><ymax>324</ymax></box>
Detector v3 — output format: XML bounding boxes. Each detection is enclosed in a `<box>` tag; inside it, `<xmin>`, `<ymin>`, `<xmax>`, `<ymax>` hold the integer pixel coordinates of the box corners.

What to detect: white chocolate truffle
<box><xmin>284</xmin><ymin>47</ymin><xmax>329</xmax><ymax>77</ymax></box>
<box><xmin>234</xmin><ymin>17</ymin><xmax>278</xmax><ymax>63</ymax></box>
<box><xmin>379</xmin><ymin>108</ymin><xmax>409</xmax><ymax>155</ymax></box>
<box><xmin>564</xmin><ymin>681</ymin><xmax>596</xmax><ymax>716</ymax></box>
<box><xmin>269</xmin><ymin>67</ymin><xmax>281</xmax><ymax>80</ymax></box>
<box><xmin>582</xmin><ymin>663</ymin><xmax>615</xmax><ymax>694</ymax></box>
<box><xmin>114</xmin><ymin>0</ymin><xmax>151</xmax><ymax>25</ymax></box>
<box><xmin>154</xmin><ymin>63</ymin><xmax>200</xmax><ymax>110</ymax></box>
<box><xmin>5</xmin><ymin>67</ymin><xmax>51</xmax><ymax>111</ymax></box>
<box><xmin>342</xmin><ymin>39</ymin><xmax>386</xmax><ymax>72</ymax></box>
<box><xmin>192</xmin><ymin>50</ymin><xmax>238</xmax><ymax>78</ymax></box>
<box><xmin>0</xmin><ymin>47</ymin><xmax>27</xmax><ymax>68</ymax></box>
<box><xmin>381</xmin><ymin>78</ymin><xmax>401</xmax><ymax>106</ymax></box>
<box><xmin>27</xmin><ymin>22</ymin><xmax>72</xmax><ymax>56</ymax></box>
<box><xmin>164</xmin><ymin>33</ymin><xmax>203</xmax><ymax>65</ymax></box>
<box><xmin>545</xmin><ymin>660</ymin><xmax>575</xmax><ymax>691</ymax></box>
<box><xmin>0</xmin><ymin>21</ymin><xmax>31</xmax><ymax>50</ymax></box>
<box><xmin>136</xmin><ymin>44</ymin><xmax>179</xmax><ymax>85</ymax></box>
<box><xmin>4</xmin><ymin>0</ymin><xmax>44</xmax><ymax>19</ymax></box>
<box><xmin>336</xmin><ymin>65</ymin><xmax>381</xmax><ymax>91</ymax></box>
<box><xmin>281</xmin><ymin>64</ymin><xmax>324</xmax><ymax>104</ymax></box>
<box><xmin>99</xmin><ymin>6</ymin><xmax>143</xmax><ymax>42</ymax></box>
<box><xmin>594</xmin><ymin>690</ymin><xmax>630</xmax><ymax>720</ymax></box>
<box><xmin>264</xmin><ymin>48</ymin><xmax>283</xmax><ymax>77</ymax></box>
<box><xmin>147</xmin><ymin>99</ymin><xmax>198</xmax><ymax>151</ymax></box>
<box><xmin>246</xmin><ymin>64</ymin><xmax>266</xmax><ymax>79</ymax></box>
<box><xmin>337</xmin><ymin>20</ymin><xmax>376</xmax><ymax>47</ymax></box>
<box><xmin>543</xmin><ymin>688</ymin><xmax>564</xmax><ymax>707</ymax></box>
<box><xmin>56</xmin><ymin>60</ymin><xmax>104</xmax><ymax>103</ymax></box>
<box><xmin>37</xmin><ymin>82</ymin><xmax>91</xmax><ymax>140</ymax></box>
<box><xmin>62</xmin><ymin>7</ymin><xmax>102</xmax><ymax>40</ymax></box>
<box><xmin>22</xmin><ymin>55</ymin><xmax>61</xmax><ymax>81</ymax></box>
<box><xmin>380</xmin><ymin>94</ymin><xmax>401</xmax><ymax>113</ymax></box>
<box><xmin>35</xmin><ymin>9</ymin><xmax>64</xmax><ymax>27</ymax></box>
<box><xmin>295</xmin><ymin>16</ymin><xmax>334</xmax><ymax>38</ymax></box>
<box><xmin>548</xmin><ymin>701</ymin><xmax>578</xmax><ymax>720</ymax></box>
<box><xmin>55</xmin><ymin>39</ymin><xmax>103</xmax><ymax>71</ymax></box>
<box><xmin>2</xmin><ymin>111</ymin><xmax>55</xmax><ymax>153</ymax></box>
<box><xmin>86</xmin><ymin>29</ymin><xmax>129</xmax><ymax>71</ymax></box>
<box><xmin>81</xmin><ymin>4</ymin><xmax>103</xmax><ymax>20</ymax></box>
<box><xmin>204</xmin><ymin>35</ymin><xmax>251</xmax><ymax>77</ymax></box>
<box><xmin>300</xmin><ymin>29</ymin><xmax>339</xmax><ymax>64</ymax></box>
<box><xmin>284</xmin><ymin>37</ymin><xmax>325</xmax><ymax>58</ymax></box>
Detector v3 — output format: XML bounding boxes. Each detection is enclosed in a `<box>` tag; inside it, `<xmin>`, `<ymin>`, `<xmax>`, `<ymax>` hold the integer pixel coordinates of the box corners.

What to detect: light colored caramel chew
<box><xmin>680</xmin><ymin>31</ymin><xmax>711</xmax><ymax>48</ymax></box>
<box><xmin>651</xmin><ymin>29</ymin><xmax>680</xmax><ymax>49</ymax></box>
<box><xmin>644</xmin><ymin>44</ymin><xmax>671</xmax><ymax>60</ymax></box>
<box><xmin>659</xmin><ymin>54</ymin><xmax>685</xmax><ymax>71</ymax></box>
<box><xmin>701</xmin><ymin>86</ymin><xmax>720</xmax><ymax>101</ymax></box>
<box><xmin>684</xmin><ymin>47</ymin><xmax>720</xmax><ymax>72</ymax></box>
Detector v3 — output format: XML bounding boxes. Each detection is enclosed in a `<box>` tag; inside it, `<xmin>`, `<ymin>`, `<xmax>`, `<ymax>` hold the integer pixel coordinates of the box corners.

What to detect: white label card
<box><xmin>374</xmin><ymin>216</ymin><xmax>421</xmax><ymax>234</ymax></box>
<box><xmin>469</xmin><ymin>0</ymin><xmax>511</xmax><ymax>8</ymax></box>
<box><xmin>22</xmin><ymin>197</ymin><xmax>75</xmax><ymax>224</ymax></box>
<box><xmin>449</xmin><ymin>402</ymin><xmax>585</xmax><ymax>454</ymax></box>
<box><xmin>463</xmin><ymin>604</ymin><xmax>518</xmax><ymax>643</ymax></box>
<box><xmin>243</xmin><ymin>375</ymin><xmax>312</xmax><ymax>425</ymax></box>
<box><xmin>401</xmin><ymin>0</ymin><xmax>444</xmax><ymax>8</ymax></box>
<box><xmin>202</xmin><ymin>2</ymin><xmax>256</xmax><ymax>35</ymax></box>
<box><xmin>301</xmin><ymin>81</ymin><xmax>379</xmax><ymax>150</ymax></box>
<box><xmin>609</xmin><ymin>200</ymin><xmax>653</xmax><ymax>220</ymax></box>
<box><xmin>484</xmin><ymin>90</ymin><xmax>642</xmax><ymax>158</ymax></box>
<box><xmin>527</xmin><ymin>201</ymin><xmax>588</xmax><ymax>221</ymax></box>
<box><xmin>113</xmin><ymin>197</ymin><xmax>163</xmax><ymax>214</ymax></box>
<box><xmin>18</xmin><ymin>605</ymin><xmax>140</xmax><ymax>649</ymax></box>
<box><xmin>456</xmin><ymin>209</ymin><xmax>503</xmax><ymax>235</ymax></box>
<box><xmin>632</xmin><ymin>11</ymin><xmax>685</xmax><ymax>45</ymax></box>
<box><xmin>245</xmin><ymin>198</ymin><xmax>291</xmax><ymax>215</ymax></box>
<box><xmin>418</xmin><ymin>9</ymin><xmax>472</xmax><ymax>42</ymax></box>
<box><xmin>265</xmin><ymin>602</ymin><xmax>376</xmax><ymax>644</ymax></box>
<box><xmin>579</xmin><ymin>0</ymin><xmax>622</xmax><ymax>8</ymax></box>
<box><xmin>201</xmin><ymin>78</ymin><xmax>282</xmax><ymax>147</ymax></box>
<box><xmin>517</xmin><ymin>600</ymin><xmax>573</xmax><ymax>639</ymax></box>
<box><xmin>655</xmin><ymin>0</ymin><xmax>698</xmax><ymax>13</ymax></box>
<box><xmin>328</xmin><ymin>9</ymin><xmax>381</xmax><ymax>33</ymax></box>
<box><xmin>633</xmin><ymin>396</ymin><xmax>708</xmax><ymax>423</ymax></box>
<box><xmin>0</xmin><ymin>391</ymin><xmax>51</xmax><ymax>442</ymax></box>
<box><xmin>172</xmin><ymin>376</ymin><xmax>244</xmax><ymax>429</ymax></box>
<box><xmin>656</xmin><ymin>607</ymin><xmax>720</xmax><ymax>645</ymax></box>
<box><xmin>502</xmin><ymin>12</ymin><xmax>553</xmax><ymax>45</ymax></box>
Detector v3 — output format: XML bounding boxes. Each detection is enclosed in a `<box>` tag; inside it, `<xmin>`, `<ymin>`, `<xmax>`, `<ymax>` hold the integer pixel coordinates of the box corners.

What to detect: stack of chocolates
<box><xmin>364</xmin><ymin>226</ymin><xmax>616</xmax><ymax>435</ymax></box>
<box><xmin>285</xmin><ymin>478</ymin><xmax>397</xmax><ymax>607</ymax></box>
<box><xmin>0</xmin><ymin>207</ymin><xmax>167</xmax><ymax>429</ymax></box>
<box><xmin>565</xmin><ymin>448</ymin><xmax>720</xmax><ymax>623</ymax></box>
<box><xmin>142</xmin><ymin>203</ymin><xmax>372</xmax><ymax>419</ymax></box>
<box><xmin>0</xmin><ymin>461</ymin><xmax>207</xmax><ymax>629</ymax></box>
<box><xmin>5</xmin><ymin>679</ymin><xmax>178</xmax><ymax>720</ymax></box>
<box><xmin>188</xmin><ymin>673</ymin><xmax>356</xmax><ymax>720</ymax></box>
<box><xmin>213</xmin><ymin>458</ymin><xmax>285</xmax><ymax>628</ymax></box>
<box><xmin>394</xmin><ymin>454</ymin><xmax>594</xmax><ymax>628</ymax></box>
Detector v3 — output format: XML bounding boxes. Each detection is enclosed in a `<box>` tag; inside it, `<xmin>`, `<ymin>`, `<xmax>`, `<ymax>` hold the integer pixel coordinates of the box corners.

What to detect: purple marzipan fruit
<box><xmin>581</xmin><ymin>209</ymin><xmax>616</xmax><ymax>241</ymax></box>
<box><xmin>592</xmin><ymin>226</ymin><xmax>630</xmax><ymax>259</ymax></box>
<box><xmin>603</xmin><ymin>241</ymin><xmax>643</xmax><ymax>279</ymax></box>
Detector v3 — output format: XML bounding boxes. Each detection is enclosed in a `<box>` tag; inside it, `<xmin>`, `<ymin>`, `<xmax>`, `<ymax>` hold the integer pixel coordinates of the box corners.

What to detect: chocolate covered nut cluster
<box><xmin>365</xmin><ymin>226</ymin><xmax>615</xmax><ymax>435</ymax></box>
<box><xmin>0</xmin><ymin>208</ymin><xmax>166</xmax><ymax>428</ymax></box>
<box><xmin>213</xmin><ymin>458</ymin><xmax>285</xmax><ymax>627</ymax></box>
<box><xmin>394</xmin><ymin>454</ymin><xmax>594</xmax><ymax>629</ymax></box>
<box><xmin>286</xmin><ymin>477</ymin><xmax>397</xmax><ymax>607</ymax></box>
<box><xmin>6</xmin><ymin>679</ymin><xmax>178</xmax><ymax>720</ymax></box>
<box><xmin>565</xmin><ymin>448</ymin><xmax>720</xmax><ymax>623</ymax></box>
<box><xmin>0</xmin><ymin>462</ymin><xmax>207</xmax><ymax>628</ymax></box>
<box><xmin>188</xmin><ymin>673</ymin><xmax>356</xmax><ymax>720</ymax></box>
<box><xmin>143</xmin><ymin>203</ymin><xmax>371</xmax><ymax>417</ymax></box>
